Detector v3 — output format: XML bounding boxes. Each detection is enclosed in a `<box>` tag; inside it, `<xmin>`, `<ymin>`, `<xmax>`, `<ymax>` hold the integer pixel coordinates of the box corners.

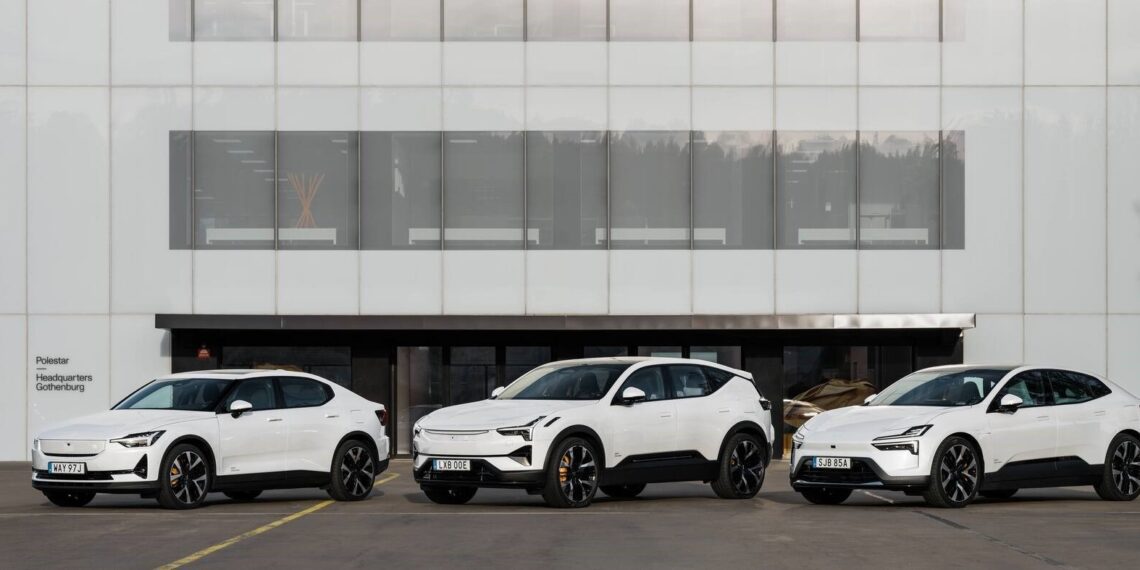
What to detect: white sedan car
<box><xmin>791</xmin><ymin>365</ymin><xmax>1140</xmax><ymax>508</ymax></box>
<box><xmin>413</xmin><ymin>357</ymin><xmax>775</xmax><ymax>508</ymax></box>
<box><xmin>32</xmin><ymin>370</ymin><xmax>389</xmax><ymax>509</ymax></box>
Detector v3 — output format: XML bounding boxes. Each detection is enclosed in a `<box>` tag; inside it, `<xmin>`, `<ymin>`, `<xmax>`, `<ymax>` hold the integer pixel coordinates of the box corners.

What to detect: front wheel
<box><xmin>541</xmin><ymin>437</ymin><xmax>600</xmax><ymax>508</ymax></box>
<box><xmin>711</xmin><ymin>433</ymin><xmax>766</xmax><ymax>499</ymax></box>
<box><xmin>157</xmin><ymin>444</ymin><xmax>211</xmax><ymax>510</ymax></box>
<box><xmin>922</xmin><ymin>436</ymin><xmax>981</xmax><ymax>508</ymax></box>
<box><xmin>43</xmin><ymin>490</ymin><xmax>95</xmax><ymax>508</ymax></box>
<box><xmin>328</xmin><ymin>440</ymin><xmax>377</xmax><ymax>501</ymax></box>
<box><xmin>1094</xmin><ymin>433</ymin><xmax>1140</xmax><ymax>501</ymax></box>
<box><xmin>799</xmin><ymin>487</ymin><xmax>852</xmax><ymax>505</ymax></box>
<box><xmin>422</xmin><ymin>485</ymin><xmax>477</xmax><ymax>505</ymax></box>
<box><xmin>600</xmin><ymin>483</ymin><xmax>646</xmax><ymax>499</ymax></box>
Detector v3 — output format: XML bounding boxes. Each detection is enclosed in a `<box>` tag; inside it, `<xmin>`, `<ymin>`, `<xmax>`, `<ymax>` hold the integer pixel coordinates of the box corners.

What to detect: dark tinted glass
<box><xmin>116</xmin><ymin>378</ymin><xmax>230</xmax><ymax>411</ymax></box>
<box><xmin>193</xmin><ymin>131</ymin><xmax>276</xmax><ymax>249</ymax></box>
<box><xmin>704</xmin><ymin>367</ymin><xmax>736</xmax><ymax>391</ymax></box>
<box><xmin>225</xmin><ymin>378</ymin><xmax>279</xmax><ymax>411</ymax></box>
<box><xmin>621</xmin><ymin>367</ymin><xmax>668</xmax><ymax>401</ymax></box>
<box><xmin>277</xmin><ymin>132</ymin><xmax>359</xmax><ymax>249</ymax></box>
<box><xmin>279</xmin><ymin>377</ymin><xmax>332</xmax><ymax>408</ymax></box>
<box><xmin>361</xmin><ymin>132</ymin><xmax>442</xmax><ymax>250</ymax></box>
<box><xmin>669</xmin><ymin>365</ymin><xmax>712</xmax><ymax>398</ymax></box>
<box><xmin>776</xmin><ymin>131</ymin><xmax>857</xmax><ymax>249</ymax></box>
<box><xmin>526</xmin><ymin>131</ymin><xmax>607</xmax><ymax>249</ymax></box>
<box><xmin>1049</xmin><ymin>371</ymin><xmax>1108</xmax><ymax>404</ymax></box>
<box><xmin>498</xmin><ymin>363</ymin><xmax>632</xmax><ymax>400</ymax></box>
<box><xmin>996</xmin><ymin>372</ymin><xmax>1051</xmax><ymax>408</ymax></box>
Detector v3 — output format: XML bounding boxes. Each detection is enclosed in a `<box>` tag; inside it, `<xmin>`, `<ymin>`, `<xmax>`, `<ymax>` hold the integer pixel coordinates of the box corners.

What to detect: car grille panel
<box><xmin>40</xmin><ymin>440</ymin><xmax>105</xmax><ymax>456</ymax></box>
<box><xmin>798</xmin><ymin>459</ymin><xmax>879</xmax><ymax>485</ymax></box>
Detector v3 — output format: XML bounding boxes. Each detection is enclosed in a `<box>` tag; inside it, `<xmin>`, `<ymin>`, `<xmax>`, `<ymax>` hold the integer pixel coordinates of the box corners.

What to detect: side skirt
<box><xmin>600</xmin><ymin>451</ymin><xmax>718</xmax><ymax>486</ymax></box>
<box><xmin>981</xmin><ymin>456</ymin><xmax>1102</xmax><ymax>491</ymax></box>
<box><xmin>213</xmin><ymin>471</ymin><xmax>331</xmax><ymax>492</ymax></box>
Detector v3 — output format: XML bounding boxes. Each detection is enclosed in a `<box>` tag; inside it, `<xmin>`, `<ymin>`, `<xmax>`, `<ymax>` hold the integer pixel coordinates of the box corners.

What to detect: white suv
<box><xmin>412</xmin><ymin>357</ymin><xmax>774</xmax><ymax>508</ymax></box>
<box><xmin>32</xmin><ymin>370</ymin><xmax>389</xmax><ymax>509</ymax></box>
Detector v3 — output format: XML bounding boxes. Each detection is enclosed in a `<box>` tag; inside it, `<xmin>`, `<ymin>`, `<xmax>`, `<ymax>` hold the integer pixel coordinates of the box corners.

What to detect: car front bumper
<box><xmin>31</xmin><ymin>444</ymin><xmax>162</xmax><ymax>494</ymax></box>
<box><xmin>413</xmin><ymin>457</ymin><xmax>545</xmax><ymax>489</ymax></box>
<box><xmin>789</xmin><ymin>437</ymin><xmax>931</xmax><ymax>491</ymax></box>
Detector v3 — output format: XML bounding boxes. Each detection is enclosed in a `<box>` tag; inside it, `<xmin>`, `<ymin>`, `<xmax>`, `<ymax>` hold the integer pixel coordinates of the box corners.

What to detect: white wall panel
<box><xmin>443</xmin><ymin>251</ymin><xmax>525</xmax><ymax>314</ymax></box>
<box><xmin>609</xmin><ymin>43</ymin><xmax>690</xmax><ymax>86</ymax></box>
<box><xmin>527</xmin><ymin>42</ymin><xmax>607</xmax><ymax>86</ymax></box>
<box><xmin>193</xmin><ymin>251</ymin><xmax>275</xmax><ymax>314</ymax></box>
<box><xmin>111</xmin><ymin>87</ymin><xmax>192</xmax><ymax>314</ymax></box>
<box><xmin>1109</xmin><ymin>0</ymin><xmax>1140</xmax><ymax>84</ymax></box>
<box><xmin>942</xmin><ymin>0</ymin><xmax>1022</xmax><ymax>85</ymax></box>
<box><xmin>193</xmin><ymin>87</ymin><xmax>275</xmax><ymax>130</ymax></box>
<box><xmin>27</xmin><ymin>87</ymin><xmax>109</xmax><ymax>314</ymax></box>
<box><xmin>361</xmin><ymin>87</ymin><xmax>442</xmax><ymax>131</ymax></box>
<box><xmin>859</xmin><ymin>251</ymin><xmax>941</xmax><ymax>313</ymax></box>
<box><xmin>775</xmin><ymin>43</ymin><xmax>857</xmax><ymax>86</ymax></box>
<box><xmin>775</xmin><ymin>87</ymin><xmax>856</xmax><ymax>130</ymax></box>
<box><xmin>443</xmin><ymin>87</ymin><xmax>525</xmax><ymax>131</ymax></box>
<box><xmin>1107</xmin><ymin>88</ymin><xmax>1140</xmax><ymax>313</ymax></box>
<box><xmin>1024</xmin><ymin>88</ymin><xmax>1106</xmax><ymax>314</ymax></box>
<box><xmin>278</xmin><ymin>43</ymin><xmax>358</xmax><ymax>86</ymax></box>
<box><xmin>0</xmin><ymin>316</ymin><xmax>26</xmax><ymax>460</ymax></box>
<box><xmin>0</xmin><ymin>88</ymin><xmax>25</xmax><ymax>313</ymax></box>
<box><xmin>278</xmin><ymin>251</ymin><xmax>359</xmax><ymax>315</ymax></box>
<box><xmin>28</xmin><ymin>0</ymin><xmax>108</xmax><ymax>85</ymax></box>
<box><xmin>1025</xmin><ymin>0</ymin><xmax>1106</xmax><ymax>86</ymax></box>
<box><xmin>443</xmin><ymin>43</ymin><xmax>524</xmax><ymax>86</ymax></box>
<box><xmin>111</xmin><ymin>0</ymin><xmax>191</xmax><ymax>85</ymax></box>
<box><xmin>942</xmin><ymin>88</ymin><xmax>1023</xmax><ymax>313</ymax></box>
<box><xmin>1107</xmin><ymin>316</ymin><xmax>1140</xmax><ymax>393</ymax></box>
<box><xmin>110</xmin><ymin>315</ymin><xmax>170</xmax><ymax>402</ymax></box>
<box><xmin>692</xmin><ymin>250</ymin><xmax>774</xmax><ymax>315</ymax></box>
<box><xmin>859</xmin><ymin>43</ymin><xmax>939</xmax><ymax>86</ymax></box>
<box><xmin>775</xmin><ymin>251</ymin><xmax>857</xmax><ymax>314</ymax></box>
<box><xmin>27</xmin><ymin>316</ymin><xmax>110</xmax><ymax>448</ymax></box>
<box><xmin>609</xmin><ymin>251</ymin><xmax>691</xmax><ymax>314</ymax></box>
<box><xmin>360</xmin><ymin>251</ymin><xmax>442</xmax><ymax>314</ymax></box>
<box><xmin>194</xmin><ymin>43</ymin><xmax>275</xmax><ymax>86</ymax></box>
<box><xmin>963</xmin><ymin>314</ymin><xmax>1023</xmax><ymax>364</ymax></box>
<box><xmin>1025</xmin><ymin>314</ymin><xmax>1107</xmax><ymax>375</ymax></box>
<box><xmin>277</xmin><ymin>87</ymin><xmax>358</xmax><ymax>131</ymax></box>
<box><xmin>526</xmin><ymin>87</ymin><xmax>607</xmax><ymax>131</ymax></box>
<box><xmin>692</xmin><ymin>42</ymin><xmax>773</xmax><ymax>86</ymax></box>
<box><xmin>692</xmin><ymin>87</ymin><xmax>773</xmax><ymax>131</ymax></box>
<box><xmin>526</xmin><ymin>251</ymin><xmax>608</xmax><ymax>314</ymax></box>
<box><xmin>360</xmin><ymin>43</ymin><xmax>442</xmax><ymax>86</ymax></box>
<box><xmin>859</xmin><ymin>87</ymin><xmax>939</xmax><ymax>130</ymax></box>
<box><xmin>0</xmin><ymin>0</ymin><xmax>26</xmax><ymax>84</ymax></box>
<box><xmin>609</xmin><ymin>87</ymin><xmax>690</xmax><ymax>131</ymax></box>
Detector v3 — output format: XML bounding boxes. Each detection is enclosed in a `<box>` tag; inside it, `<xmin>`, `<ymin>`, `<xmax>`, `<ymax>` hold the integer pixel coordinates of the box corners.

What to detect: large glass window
<box><xmin>610</xmin><ymin>132</ymin><xmax>691</xmax><ymax>249</ymax></box>
<box><xmin>693</xmin><ymin>0</ymin><xmax>773</xmax><ymax>41</ymax></box>
<box><xmin>527</xmin><ymin>131</ymin><xmax>607</xmax><ymax>249</ymax></box>
<box><xmin>689</xmin><ymin>346</ymin><xmax>742</xmax><ymax>368</ymax></box>
<box><xmin>775</xmin><ymin>0</ymin><xmax>855</xmax><ymax>41</ymax></box>
<box><xmin>170</xmin><ymin>0</ymin><xmax>193</xmax><ymax>41</ymax></box>
<box><xmin>859</xmin><ymin>0</ymin><xmax>940</xmax><ymax>41</ymax></box>
<box><xmin>859</xmin><ymin>131</ymin><xmax>939</xmax><ymax>249</ymax></box>
<box><xmin>170</xmin><ymin>131</ymin><xmax>192</xmax><ymax>249</ymax></box>
<box><xmin>505</xmin><ymin>346</ymin><xmax>553</xmax><ymax>384</ymax></box>
<box><xmin>610</xmin><ymin>0</ymin><xmax>690</xmax><ymax>40</ymax></box>
<box><xmin>527</xmin><ymin>0</ymin><xmax>607</xmax><ymax>41</ymax></box>
<box><xmin>194</xmin><ymin>131</ymin><xmax>276</xmax><ymax>250</ymax></box>
<box><xmin>776</xmin><ymin>131</ymin><xmax>857</xmax><ymax>249</ymax></box>
<box><xmin>693</xmin><ymin>131</ymin><xmax>773</xmax><ymax>249</ymax></box>
<box><xmin>941</xmin><ymin>130</ymin><xmax>965</xmax><ymax>249</ymax></box>
<box><xmin>194</xmin><ymin>0</ymin><xmax>275</xmax><ymax>41</ymax></box>
<box><xmin>396</xmin><ymin>346</ymin><xmax>443</xmax><ymax>453</ymax></box>
<box><xmin>361</xmin><ymin>0</ymin><xmax>440</xmax><ymax>40</ymax></box>
<box><xmin>361</xmin><ymin>132</ymin><xmax>442</xmax><ymax>250</ymax></box>
<box><xmin>449</xmin><ymin>347</ymin><xmax>496</xmax><ymax>404</ymax></box>
<box><xmin>276</xmin><ymin>132</ymin><xmax>359</xmax><ymax>250</ymax></box>
<box><xmin>278</xmin><ymin>0</ymin><xmax>358</xmax><ymax>41</ymax></box>
<box><xmin>444</xmin><ymin>0</ymin><xmax>523</xmax><ymax>40</ymax></box>
<box><xmin>443</xmin><ymin>132</ymin><xmax>525</xmax><ymax>250</ymax></box>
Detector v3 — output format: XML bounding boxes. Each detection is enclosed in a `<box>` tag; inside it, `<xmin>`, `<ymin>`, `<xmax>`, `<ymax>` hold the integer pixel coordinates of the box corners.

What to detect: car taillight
<box><xmin>375</xmin><ymin>409</ymin><xmax>388</xmax><ymax>427</ymax></box>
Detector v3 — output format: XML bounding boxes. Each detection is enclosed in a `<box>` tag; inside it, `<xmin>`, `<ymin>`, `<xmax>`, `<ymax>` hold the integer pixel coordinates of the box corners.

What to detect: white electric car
<box><xmin>412</xmin><ymin>357</ymin><xmax>775</xmax><ymax>508</ymax></box>
<box><xmin>32</xmin><ymin>370</ymin><xmax>389</xmax><ymax>509</ymax></box>
<box><xmin>790</xmin><ymin>365</ymin><xmax>1140</xmax><ymax>508</ymax></box>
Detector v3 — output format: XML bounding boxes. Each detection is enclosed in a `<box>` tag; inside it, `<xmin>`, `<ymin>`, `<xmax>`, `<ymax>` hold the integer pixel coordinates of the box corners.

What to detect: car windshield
<box><xmin>868</xmin><ymin>369</ymin><xmax>1009</xmax><ymax>407</ymax></box>
<box><xmin>114</xmin><ymin>378</ymin><xmax>231</xmax><ymax>412</ymax></box>
<box><xmin>496</xmin><ymin>363</ymin><xmax>633</xmax><ymax>400</ymax></box>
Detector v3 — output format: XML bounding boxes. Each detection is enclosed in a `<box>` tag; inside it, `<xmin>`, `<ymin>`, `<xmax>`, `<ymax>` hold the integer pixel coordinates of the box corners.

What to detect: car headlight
<box><xmin>496</xmin><ymin>416</ymin><xmax>546</xmax><ymax>442</ymax></box>
<box><xmin>110</xmin><ymin>431</ymin><xmax>164</xmax><ymax>448</ymax></box>
<box><xmin>413</xmin><ymin>423</ymin><xmax>422</xmax><ymax>438</ymax></box>
<box><xmin>32</xmin><ymin>438</ymin><xmax>40</xmax><ymax>451</ymax></box>
<box><xmin>872</xmin><ymin>441</ymin><xmax>920</xmax><ymax>455</ymax></box>
<box><xmin>873</xmin><ymin>425</ymin><xmax>932</xmax><ymax>441</ymax></box>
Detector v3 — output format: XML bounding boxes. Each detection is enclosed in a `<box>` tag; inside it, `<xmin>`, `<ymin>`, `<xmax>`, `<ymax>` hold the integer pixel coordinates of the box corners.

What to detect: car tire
<box><xmin>43</xmin><ymin>490</ymin><xmax>95</xmax><ymax>508</ymax></box>
<box><xmin>327</xmin><ymin>439</ymin><xmax>377</xmax><ymax>502</ymax></box>
<box><xmin>979</xmin><ymin>489</ymin><xmax>1018</xmax><ymax>500</ymax></box>
<box><xmin>224</xmin><ymin>490</ymin><xmax>262</xmax><ymax>502</ymax></box>
<box><xmin>799</xmin><ymin>488</ymin><xmax>852</xmax><ymax>505</ymax></box>
<box><xmin>922</xmin><ymin>436</ymin><xmax>981</xmax><ymax>509</ymax></box>
<box><xmin>711</xmin><ymin>433</ymin><xmax>767</xmax><ymax>499</ymax></box>
<box><xmin>157</xmin><ymin>443</ymin><xmax>211</xmax><ymax>510</ymax></box>
<box><xmin>422</xmin><ymin>485</ymin><xmax>478</xmax><ymax>505</ymax></box>
<box><xmin>600</xmin><ymin>484</ymin><xmax>646</xmax><ymax>499</ymax></box>
<box><xmin>1094</xmin><ymin>433</ymin><xmax>1140</xmax><ymax>501</ymax></box>
<box><xmin>541</xmin><ymin>437</ymin><xmax>600</xmax><ymax>508</ymax></box>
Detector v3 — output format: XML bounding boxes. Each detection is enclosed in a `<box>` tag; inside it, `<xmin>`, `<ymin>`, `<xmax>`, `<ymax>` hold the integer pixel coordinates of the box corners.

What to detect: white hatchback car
<box><xmin>32</xmin><ymin>370</ymin><xmax>390</xmax><ymax>509</ymax></box>
<box><xmin>791</xmin><ymin>365</ymin><xmax>1140</xmax><ymax>508</ymax></box>
<box><xmin>412</xmin><ymin>357</ymin><xmax>775</xmax><ymax>508</ymax></box>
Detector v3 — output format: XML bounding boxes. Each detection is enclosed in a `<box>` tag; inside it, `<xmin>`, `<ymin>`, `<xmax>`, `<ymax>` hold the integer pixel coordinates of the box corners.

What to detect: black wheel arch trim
<box><xmin>719</xmin><ymin>421</ymin><xmax>771</xmax><ymax>467</ymax></box>
<box><xmin>543</xmin><ymin>425</ymin><xmax>607</xmax><ymax>472</ymax></box>
<box><xmin>333</xmin><ymin>431</ymin><xmax>383</xmax><ymax>471</ymax></box>
<box><xmin>165</xmin><ymin>435</ymin><xmax>217</xmax><ymax>482</ymax></box>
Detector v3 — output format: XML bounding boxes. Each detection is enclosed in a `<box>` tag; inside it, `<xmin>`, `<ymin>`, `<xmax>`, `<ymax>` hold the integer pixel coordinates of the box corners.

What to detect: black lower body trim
<box><xmin>32</xmin><ymin>479</ymin><xmax>160</xmax><ymax>494</ymax></box>
<box><xmin>213</xmin><ymin>470</ymin><xmax>331</xmax><ymax>492</ymax></box>
<box><xmin>601</xmin><ymin>452</ymin><xmax>718</xmax><ymax>486</ymax></box>
<box><xmin>790</xmin><ymin>457</ymin><xmax>930</xmax><ymax>491</ymax></box>
<box><xmin>980</xmin><ymin>456</ymin><xmax>1102</xmax><ymax>491</ymax></box>
<box><xmin>414</xmin><ymin>459</ymin><xmax>544</xmax><ymax>489</ymax></box>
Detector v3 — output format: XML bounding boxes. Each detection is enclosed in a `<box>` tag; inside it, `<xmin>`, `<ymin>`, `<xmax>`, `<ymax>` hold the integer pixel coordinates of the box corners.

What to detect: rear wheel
<box><xmin>43</xmin><ymin>491</ymin><xmax>95</xmax><ymax>508</ymax></box>
<box><xmin>1095</xmin><ymin>433</ymin><xmax>1140</xmax><ymax>501</ymax></box>
<box><xmin>979</xmin><ymin>489</ymin><xmax>1018</xmax><ymax>500</ymax></box>
<box><xmin>711</xmin><ymin>433</ymin><xmax>766</xmax><ymax>499</ymax></box>
<box><xmin>799</xmin><ymin>488</ymin><xmax>852</xmax><ymax>505</ymax></box>
<box><xmin>422</xmin><ymin>485</ymin><xmax>477</xmax><ymax>505</ymax></box>
<box><xmin>328</xmin><ymin>440</ymin><xmax>376</xmax><ymax>501</ymax></box>
<box><xmin>922</xmin><ymin>436</ymin><xmax>981</xmax><ymax>508</ymax></box>
<box><xmin>541</xmin><ymin>437</ymin><xmax>599</xmax><ymax>508</ymax></box>
<box><xmin>157</xmin><ymin>444</ymin><xmax>211</xmax><ymax>510</ymax></box>
<box><xmin>600</xmin><ymin>483</ymin><xmax>646</xmax><ymax>499</ymax></box>
<box><xmin>224</xmin><ymin>490</ymin><xmax>262</xmax><ymax>502</ymax></box>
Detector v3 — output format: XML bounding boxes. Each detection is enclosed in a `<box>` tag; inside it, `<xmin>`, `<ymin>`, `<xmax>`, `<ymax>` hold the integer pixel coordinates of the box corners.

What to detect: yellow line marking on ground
<box><xmin>155</xmin><ymin>473</ymin><xmax>399</xmax><ymax>570</ymax></box>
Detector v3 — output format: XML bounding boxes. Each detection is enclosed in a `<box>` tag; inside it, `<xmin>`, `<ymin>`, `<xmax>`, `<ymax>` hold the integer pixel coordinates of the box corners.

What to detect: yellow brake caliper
<box><xmin>170</xmin><ymin>464</ymin><xmax>181</xmax><ymax>488</ymax></box>
<box><xmin>559</xmin><ymin>454</ymin><xmax>570</xmax><ymax>484</ymax></box>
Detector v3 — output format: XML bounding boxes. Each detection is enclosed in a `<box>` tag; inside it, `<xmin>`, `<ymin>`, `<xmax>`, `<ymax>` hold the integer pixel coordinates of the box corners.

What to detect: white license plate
<box><xmin>433</xmin><ymin>459</ymin><xmax>470</xmax><ymax>471</ymax></box>
<box><xmin>812</xmin><ymin>457</ymin><xmax>851</xmax><ymax>469</ymax></box>
<box><xmin>47</xmin><ymin>462</ymin><xmax>86</xmax><ymax>475</ymax></box>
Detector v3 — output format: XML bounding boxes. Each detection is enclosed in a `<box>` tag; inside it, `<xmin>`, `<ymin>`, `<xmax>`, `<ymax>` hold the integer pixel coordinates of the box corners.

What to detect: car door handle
<box><xmin>1094</xmin><ymin>410</ymin><xmax>1107</xmax><ymax>417</ymax></box>
<box><xmin>325</xmin><ymin>414</ymin><xmax>340</xmax><ymax>419</ymax></box>
<box><xmin>660</xmin><ymin>412</ymin><xmax>673</xmax><ymax>418</ymax></box>
<box><xmin>267</xmin><ymin>417</ymin><xmax>283</xmax><ymax>422</ymax></box>
<box><xmin>1035</xmin><ymin>415</ymin><xmax>1050</xmax><ymax>422</ymax></box>
<box><xmin>718</xmin><ymin>408</ymin><xmax>731</xmax><ymax>413</ymax></box>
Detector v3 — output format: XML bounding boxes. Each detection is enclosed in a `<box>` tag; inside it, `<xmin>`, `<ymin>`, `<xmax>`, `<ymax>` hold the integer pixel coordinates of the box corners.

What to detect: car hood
<box><xmin>36</xmin><ymin>409</ymin><xmax>213</xmax><ymax>441</ymax></box>
<box><xmin>418</xmin><ymin>399</ymin><xmax>595</xmax><ymax>431</ymax></box>
<box><xmin>801</xmin><ymin>405</ymin><xmax>954</xmax><ymax>441</ymax></box>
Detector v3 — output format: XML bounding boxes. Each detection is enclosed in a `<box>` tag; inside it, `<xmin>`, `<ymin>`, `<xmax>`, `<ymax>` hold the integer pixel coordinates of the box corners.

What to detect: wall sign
<box><xmin>33</xmin><ymin>355</ymin><xmax>93</xmax><ymax>394</ymax></box>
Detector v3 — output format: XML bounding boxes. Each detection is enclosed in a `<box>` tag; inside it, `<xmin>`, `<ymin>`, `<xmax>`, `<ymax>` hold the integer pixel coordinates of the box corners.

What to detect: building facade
<box><xmin>1</xmin><ymin>0</ymin><xmax>1139</xmax><ymax>460</ymax></box>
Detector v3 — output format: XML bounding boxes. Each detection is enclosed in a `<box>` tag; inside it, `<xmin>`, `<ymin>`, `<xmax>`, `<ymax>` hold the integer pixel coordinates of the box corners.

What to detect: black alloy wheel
<box><xmin>923</xmin><ymin>437</ymin><xmax>980</xmax><ymax>508</ymax></box>
<box><xmin>328</xmin><ymin>441</ymin><xmax>376</xmax><ymax>501</ymax></box>
<box><xmin>1095</xmin><ymin>434</ymin><xmax>1140</xmax><ymax>501</ymax></box>
<box><xmin>712</xmin><ymin>433</ymin><xmax>766</xmax><ymax>499</ymax></box>
<box><xmin>157</xmin><ymin>444</ymin><xmax>211</xmax><ymax>509</ymax></box>
<box><xmin>542</xmin><ymin>437</ymin><xmax>599</xmax><ymax>508</ymax></box>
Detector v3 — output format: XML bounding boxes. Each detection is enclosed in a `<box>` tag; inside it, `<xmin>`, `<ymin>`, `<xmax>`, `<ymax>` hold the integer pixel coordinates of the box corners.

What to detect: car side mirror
<box><xmin>863</xmin><ymin>394</ymin><xmax>877</xmax><ymax>405</ymax></box>
<box><xmin>229</xmin><ymin>400</ymin><xmax>253</xmax><ymax>418</ymax></box>
<box><xmin>490</xmin><ymin>386</ymin><xmax>506</xmax><ymax>399</ymax></box>
<box><xmin>995</xmin><ymin>394</ymin><xmax>1024</xmax><ymax>414</ymax></box>
<box><xmin>619</xmin><ymin>387</ymin><xmax>647</xmax><ymax>406</ymax></box>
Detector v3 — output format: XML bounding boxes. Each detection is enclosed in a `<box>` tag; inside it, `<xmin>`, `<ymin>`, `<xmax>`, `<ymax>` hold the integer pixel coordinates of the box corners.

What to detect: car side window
<box><xmin>1048</xmin><ymin>371</ymin><xmax>1108</xmax><ymax>405</ymax></box>
<box><xmin>224</xmin><ymin>377</ymin><xmax>278</xmax><ymax>411</ymax></box>
<box><xmin>994</xmin><ymin>371</ymin><xmax>1051</xmax><ymax>409</ymax></box>
<box><xmin>667</xmin><ymin>365</ymin><xmax>711</xmax><ymax>399</ymax></box>
<box><xmin>703</xmin><ymin>367</ymin><xmax>737</xmax><ymax>392</ymax></box>
<box><xmin>621</xmin><ymin>367</ymin><xmax>668</xmax><ymax>401</ymax></box>
<box><xmin>279</xmin><ymin>377</ymin><xmax>332</xmax><ymax>408</ymax></box>
<box><xmin>1070</xmin><ymin>372</ymin><xmax>1112</xmax><ymax>399</ymax></box>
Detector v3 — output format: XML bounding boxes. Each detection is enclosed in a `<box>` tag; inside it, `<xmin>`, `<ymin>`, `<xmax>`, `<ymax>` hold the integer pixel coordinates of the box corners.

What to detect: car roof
<box><xmin>159</xmin><ymin>369</ymin><xmax>319</xmax><ymax>381</ymax></box>
<box><xmin>535</xmin><ymin>356</ymin><xmax>750</xmax><ymax>376</ymax></box>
